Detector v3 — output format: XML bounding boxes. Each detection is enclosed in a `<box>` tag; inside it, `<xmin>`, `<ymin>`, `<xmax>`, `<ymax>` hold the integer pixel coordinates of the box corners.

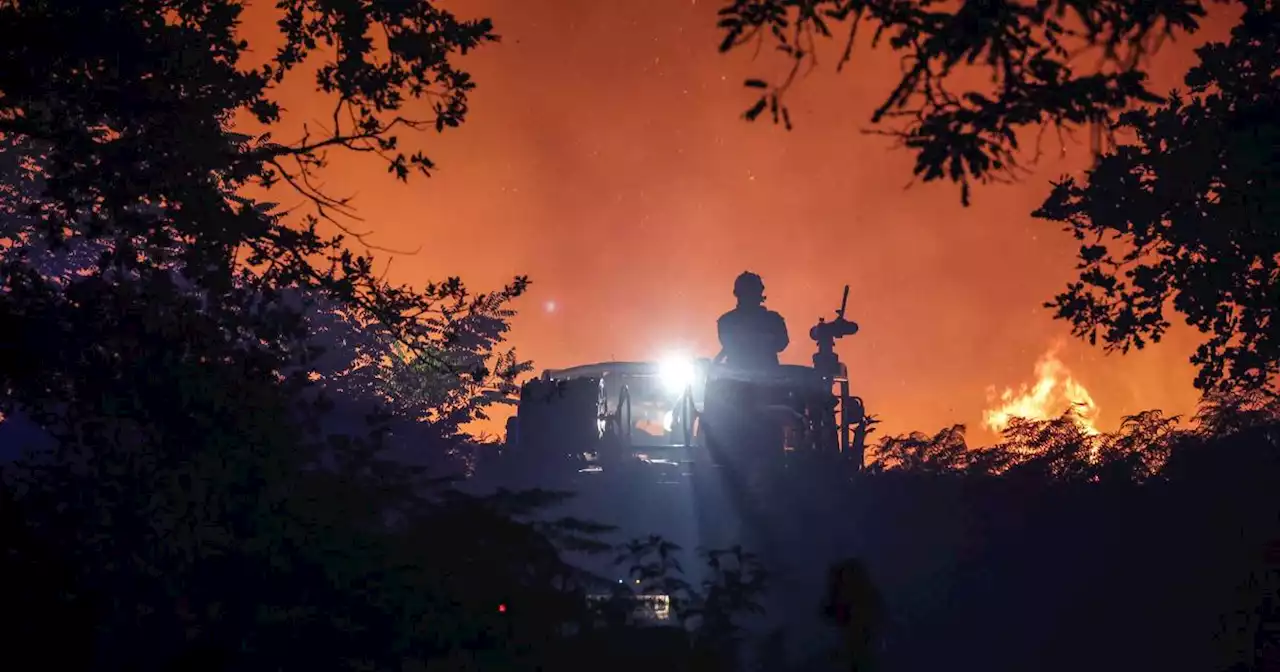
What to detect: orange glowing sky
<box><xmin>244</xmin><ymin>0</ymin><xmax>1239</xmax><ymax>444</ymax></box>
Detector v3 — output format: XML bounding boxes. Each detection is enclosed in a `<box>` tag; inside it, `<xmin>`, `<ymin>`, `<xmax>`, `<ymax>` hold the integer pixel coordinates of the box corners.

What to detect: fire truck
<box><xmin>496</xmin><ymin>286</ymin><xmax>873</xmax><ymax>481</ymax></box>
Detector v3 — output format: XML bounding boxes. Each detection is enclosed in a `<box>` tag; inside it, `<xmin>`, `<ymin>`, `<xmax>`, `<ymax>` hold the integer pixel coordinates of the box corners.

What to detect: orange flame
<box><xmin>983</xmin><ymin>346</ymin><xmax>1100</xmax><ymax>436</ymax></box>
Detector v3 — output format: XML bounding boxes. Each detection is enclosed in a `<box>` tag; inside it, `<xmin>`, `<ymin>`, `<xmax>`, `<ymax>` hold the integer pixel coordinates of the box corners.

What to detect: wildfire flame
<box><xmin>983</xmin><ymin>346</ymin><xmax>1100</xmax><ymax>436</ymax></box>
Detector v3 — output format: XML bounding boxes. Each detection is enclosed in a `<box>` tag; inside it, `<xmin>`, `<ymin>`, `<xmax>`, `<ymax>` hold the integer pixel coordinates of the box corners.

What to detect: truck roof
<box><xmin>541</xmin><ymin>361</ymin><xmax>675</xmax><ymax>381</ymax></box>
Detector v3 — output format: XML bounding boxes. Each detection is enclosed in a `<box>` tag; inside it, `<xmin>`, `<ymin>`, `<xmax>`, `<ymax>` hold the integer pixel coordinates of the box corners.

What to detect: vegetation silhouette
<box><xmin>844</xmin><ymin>392</ymin><xmax>1280</xmax><ymax>672</ymax></box>
<box><xmin>715</xmin><ymin>0</ymin><xmax>1235</xmax><ymax>202</ymax></box>
<box><xmin>1034</xmin><ymin>8</ymin><xmax>1280</xmax><ymax>393</ymax></box>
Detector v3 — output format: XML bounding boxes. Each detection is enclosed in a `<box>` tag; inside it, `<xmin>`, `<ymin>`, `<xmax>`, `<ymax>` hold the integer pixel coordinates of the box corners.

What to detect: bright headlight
<box><xmin>658</xmin><ymin>355</ymin><xmax>696</xmax><ymax>395</ymax></box>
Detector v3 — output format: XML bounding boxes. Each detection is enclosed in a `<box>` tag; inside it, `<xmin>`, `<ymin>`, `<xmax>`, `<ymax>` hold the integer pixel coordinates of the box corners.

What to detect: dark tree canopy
<box><xmin>0</xmin><ymin>0</ymin><xmax>532</xmax><ymax>484</ymax></box>
<box><xmin>0</xmin><ymin>0</ymin><xmax>523</xmax><ymax>354</ymax></box>
<box><xmin>1035</xmin><ymin>7</ymin><xmax>1280</xmax><ymax>393</ymax></box>
<box><xmin>715</xmin><ymin>0</ymin><xmax>1228</xmax><ymax>205</ymax></box>
<box><xmin>0</xmin><ymin>3</ymin><xmax>549</xmax><ymax>668</ymax></box>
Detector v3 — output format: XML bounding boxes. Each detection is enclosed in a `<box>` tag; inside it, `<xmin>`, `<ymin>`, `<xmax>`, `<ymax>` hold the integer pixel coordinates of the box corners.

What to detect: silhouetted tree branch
<box><xmin>0</xmin><ymin>0</ymin><xmax>518</xmax><ymax>356</ymax></box>
<box><xmin>715</xmin><ymin>0</ymin><xmax>1231</xmax><ymax>205</ymax></box>
<box><xmin>1034</xmin><ymin>6</ymin><xmax>1280</xmax><ymax>393</ymax></box>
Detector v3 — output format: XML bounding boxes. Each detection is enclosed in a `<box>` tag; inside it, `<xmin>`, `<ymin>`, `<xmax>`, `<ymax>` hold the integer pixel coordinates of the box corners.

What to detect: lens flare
<box><xmin>658</xmin><ymin>355</ymin><xmax>696</xmax><ymax>395</ymax></box>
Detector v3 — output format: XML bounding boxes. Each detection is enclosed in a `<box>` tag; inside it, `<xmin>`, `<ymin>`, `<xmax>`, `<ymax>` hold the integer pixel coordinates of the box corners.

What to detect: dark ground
<box><xmin>469</xmin><ymin>439</ymin><xmax>1279</xmax><ymax>672</ymax></box>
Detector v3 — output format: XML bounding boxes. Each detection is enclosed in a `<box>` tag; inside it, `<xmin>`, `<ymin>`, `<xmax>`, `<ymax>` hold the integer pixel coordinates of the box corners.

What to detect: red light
<box><xmin>497</xmin><ymin>603</ymin><xmax>507</xmax><ymax>613</ymax></box>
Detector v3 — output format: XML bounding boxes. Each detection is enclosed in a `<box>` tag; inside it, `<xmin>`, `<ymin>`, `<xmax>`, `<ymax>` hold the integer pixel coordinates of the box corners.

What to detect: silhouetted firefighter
<box><xmin>706</xmin><ymin>272</ymin><xmax>790</xmax><ymax>466</ymax></box>
<box><xmin>714</xmin><ymin>271</ymin><xmax>789</xmax><ymax>370</ymax></box>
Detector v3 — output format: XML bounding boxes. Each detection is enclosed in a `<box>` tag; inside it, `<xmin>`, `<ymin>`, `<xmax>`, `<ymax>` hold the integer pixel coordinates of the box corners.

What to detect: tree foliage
<box><xmin>866</xmin><ymin>388</ymin><xmax>1279</xmax><ymax>485</ymax></box>
<box><xmin>847</xmin><ymin>402</ymin><xmax>1279</xmax><ymax>672</ymax></box>
<box><xmin>0</xmin><ymin>1</ymin><xmax>557</xmax><ymax>668</ymax></box>
<box><xmin>304</xmin><ymin>291</ymin><xmax>533</xmax><ymax>474</ymax></box>
<box><xmin>0</xmin><ymin>0</ymin><xmax>523</xmax><ymax>353</ymax></box>
<box><xmin>715</xmin><ymin>0</ymin><xmax>1225</xmax><ymax>205</ymax></box>
<box><xmin>0</xmin><ymin>0</ymin><xmax>528</xmax><ymax>510</ymax></box>
<box><xmin>1034</xmin><ymin>5</ymin><xmax>1280</xmax><ymax>393</ymax></box>
<box><xmin>1193</xmin><ymin>385</ymin><xmax>1280</xmax><ymax>435</ymax></box>
<box><xmin>864</xmin><ymin>423</ymin><xmax>970</xmax><ymax>474</ymax></box>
